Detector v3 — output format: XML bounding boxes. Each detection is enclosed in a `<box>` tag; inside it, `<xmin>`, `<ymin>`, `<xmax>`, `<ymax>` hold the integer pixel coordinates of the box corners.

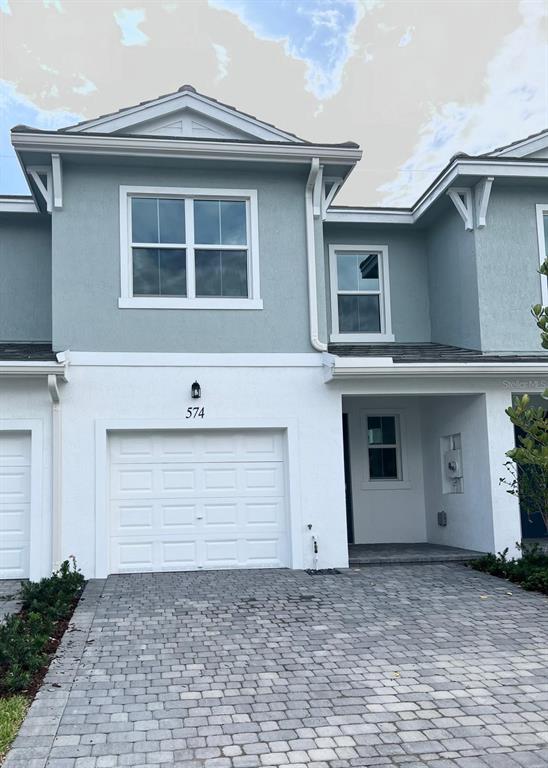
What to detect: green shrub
<box><xmin>0</xmin><ymin>558</ymin><xmax>84</xmax><ymax>694</ymax></box>
<box><xmin>471</xmin><ymin>545</ymin><xmax>548</xmax><ymax>595</ymax></box>
<box><xmin>20</xmin><ymin>556</ymin><xmax>84</xmax><ymax>622</ymax></box>
<box><xmin>0</xmin><ymin>613</ymin><xmax>52</xmax><ymax>693</ymax></box>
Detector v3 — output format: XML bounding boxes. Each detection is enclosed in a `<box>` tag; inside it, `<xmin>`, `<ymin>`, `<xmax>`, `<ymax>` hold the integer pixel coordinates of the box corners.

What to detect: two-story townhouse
<box><xmin>1</xmin><ymin>85</ymin><xmax>547</xmax><ymax>581</ymax></box>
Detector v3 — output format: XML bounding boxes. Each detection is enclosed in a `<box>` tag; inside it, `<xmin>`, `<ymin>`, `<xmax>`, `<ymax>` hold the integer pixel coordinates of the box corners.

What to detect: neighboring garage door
<box><xmin>0</xmin><ymin>432</ymin><xmax>31</xmax><ymax>579</ymax></box>
<box><xmin>109</xmin><ymin>430</ymin><xmax>289</xmax><ymax>573</ymax></box>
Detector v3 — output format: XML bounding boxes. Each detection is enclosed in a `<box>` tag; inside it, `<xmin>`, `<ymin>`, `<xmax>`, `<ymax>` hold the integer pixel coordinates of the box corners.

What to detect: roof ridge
<box><xmin>57</xmin><ymin>83</ymin><xmax>307</xmax><ymax>143</ymax></box>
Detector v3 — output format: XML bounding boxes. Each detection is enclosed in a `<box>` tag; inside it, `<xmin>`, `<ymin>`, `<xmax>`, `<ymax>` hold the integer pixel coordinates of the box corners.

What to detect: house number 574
<box><xmin>186</xmin><ymin>407</ymin><xmax>205</xmax><ymax>419</ymax></box>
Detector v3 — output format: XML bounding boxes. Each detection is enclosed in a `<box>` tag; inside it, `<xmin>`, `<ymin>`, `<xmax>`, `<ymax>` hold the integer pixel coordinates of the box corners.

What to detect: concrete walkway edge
<box><xmin>4</xmin><ymin>579</ymin><xmax>106</xmax><ymax>768</ymax></box>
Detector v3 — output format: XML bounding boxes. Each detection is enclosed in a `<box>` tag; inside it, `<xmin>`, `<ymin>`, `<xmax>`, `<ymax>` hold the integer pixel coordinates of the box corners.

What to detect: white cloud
<box><xmin>40</xmin><ymin>63</ymin><xmax>60</xmax><ymax>74</ymax></box>
<box><xmin>0</xmin><ymin>0</ymin><xmax>11</xmax><ymax>15</ymax></box>
<box><xmin>40</xmin><ymin>83</ymin><xmax>59</xmax><ymax>99</ymax></box>
<box><xmin>398</xmin><ymin>25</ymin><xmax>414</xmax><ymax>47</ymax></box>
<box><xmin>212</xmin><ymin>43</ymin><xmax>230</xmax><ymax>81</ymax></box>
<box><xmin>114</xmin><ymin>8</ymin><xmax>149</xmax><ymax>47</ymax></box>
<box><xmin>73</xmin><ymin>74</ymin><xmax>97</xmax><ymax>95</ymax></box>
<box><xmin>209</xmin><ymin>0</ymin><xmax>374</xmax><ymax>99</ymax></box>
<box><xmin>43</xmin><ymin>0</ymin><xmax>63</xmax><ymax>12</ymax></box>
<box><xmin>379</xmin><ymin>0</ymin><xmax>548</xmax><ymax>206</ymax></box>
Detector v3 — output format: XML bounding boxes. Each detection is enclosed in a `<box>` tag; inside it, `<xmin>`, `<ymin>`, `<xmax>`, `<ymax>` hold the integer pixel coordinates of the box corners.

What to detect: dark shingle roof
<box><xmin>0</xmin><ymin>343</ymin><xmax>57</xmax><ymax>361</ymax></box>
<box><xmin>328</xmin><ymin>342</ymin><xmax>548</xmax><ymax>364</ymax></box>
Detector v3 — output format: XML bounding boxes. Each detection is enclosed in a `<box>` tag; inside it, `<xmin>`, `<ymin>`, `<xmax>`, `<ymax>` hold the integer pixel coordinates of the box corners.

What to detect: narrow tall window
<box><xmin>131</xmin><ymin>197</ymin><xmax>187</xmax><ymax>297</ymax></box>
<box><xmin>367</xmin><ymin>415</ymin><xmax>400</xmax><ymax>480</ymax></box>
<box><xmin>536</xmin><ymin>204</ymin><xmax>548</xmax><ymax>306</ymax></box>
<box><xmin>329</xmin><ymin>245</ymin><xmax>393</xmax><ymax>342</ymax></box>
<box><xmin>194</xmin><ymin>200</ymin><xmax>248</xmax><ymax>298</ymax></box>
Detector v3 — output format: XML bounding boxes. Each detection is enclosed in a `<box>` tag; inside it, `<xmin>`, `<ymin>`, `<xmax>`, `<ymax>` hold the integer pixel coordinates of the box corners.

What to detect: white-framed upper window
<box><xmin>119</xmin><ymin>186</ymin><xmax>262</xmax><ymax>309</ymax></box>
<box><xmin>329</xmin><ymin>244</ymin><xmax>394</xmax><ymax>342</ymax></box>
<box><xmin>535</xmin><ymin>204</ymin><xmax>548</xmax><ymax>306</ymax></box>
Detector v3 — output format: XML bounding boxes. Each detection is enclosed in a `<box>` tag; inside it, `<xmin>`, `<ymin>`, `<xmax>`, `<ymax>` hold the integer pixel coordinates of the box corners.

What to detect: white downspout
<box><xmin>48</xmin><ymin>374</ymin><xmax>62</xmax><ymax>572</ymax></box>
<box><xmin>305</xmin><ymin>158</ymin><xmax>327</xmax><ymax>352</ymax></box>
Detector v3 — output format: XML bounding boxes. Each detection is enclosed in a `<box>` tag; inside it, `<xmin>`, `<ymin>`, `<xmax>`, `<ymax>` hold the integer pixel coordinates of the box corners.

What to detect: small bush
<box><xmin>471</xmin><ymin>544</ymin><xmax>548</xmax><ymax>595</ymax></box>
<box><xmin>0</xmin><ymin>558</ymin><xmax>84</xmax><ymax>694</ymax></box>
<box><xmin>21</xmin><ymin>557</ymin><xmax>84</xmax><ymax>623</ymax></box>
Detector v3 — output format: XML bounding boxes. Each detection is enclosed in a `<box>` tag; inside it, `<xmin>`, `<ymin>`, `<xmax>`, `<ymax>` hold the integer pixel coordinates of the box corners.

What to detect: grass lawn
<box><xmin>0</xmin><ymin>696</ymin><xmax>28</xmax><ymax>764</ymax></box>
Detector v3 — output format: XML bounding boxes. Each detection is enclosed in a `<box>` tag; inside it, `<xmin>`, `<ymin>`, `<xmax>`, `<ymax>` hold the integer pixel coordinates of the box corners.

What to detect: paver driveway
<box><xmin>5</xmin><ymin>565</ymin><xmax>548</xmax><ymax>768</ymax></box>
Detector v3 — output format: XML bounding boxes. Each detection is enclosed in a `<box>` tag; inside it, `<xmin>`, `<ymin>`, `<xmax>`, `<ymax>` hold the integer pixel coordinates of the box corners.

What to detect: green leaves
<box><xmin>504</xmin><ymin>260</ymin><xmax>548</xmax><ymax>533</ymax></box>
<box><xmin>471</xmin><ymin>545</ymin><xmax>548</xmax><ymax>595</ymax></box>
<box><xmin>0</xmin><ymin>558</ymin><xmax>84</xmax><ymax>694</ymax></box>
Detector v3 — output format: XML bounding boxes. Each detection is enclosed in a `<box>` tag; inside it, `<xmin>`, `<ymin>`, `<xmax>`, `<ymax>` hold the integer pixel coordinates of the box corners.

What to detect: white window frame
<box><xmin>119</xmin><ymin>185</ymin><xmax>262</xmax><ymax>309</ymax></box>
<box><xmin>329</xmin><ymin>244</ymin><xmax>394</xmax><ymax>342</ymax></box>
<box><xmin>535</xmin><ymin>204</ymin><xmax>548</xmax><ymax>306</ymax></box>
<box><xmin>360</xmin><ymin>410</ymin><xmax>410</xmax><ymax>490</ymax></box>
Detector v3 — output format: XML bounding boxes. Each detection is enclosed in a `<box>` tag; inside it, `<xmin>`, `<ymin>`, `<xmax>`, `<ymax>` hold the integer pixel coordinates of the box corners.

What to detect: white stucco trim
<box><xmin>0</xmin><ymin>197</ymin><xmax>38</xmax><ymax>213</ymax></box>
<box><xmin>94</xmin><ymin>417</ymin><xmax>303</xmax><ymax>578</ymax></box>
<box><xmin>64</xmin><ymin>352</ymin><xmax>323</xmax><ymax>367</ymax></box>
<box><xmin>535</xmin><ymin>203</ymin><xmax>548</xmax><ymax>305</ymax></box>
<box><xmin>328</xmin><ymin>244</ymin><xmax>394</xmax><ymax>343</ymax></box>
<box><xmin>119</xmin><ymin>185</ymin><xmax>261</xmax><ymax>310</ymax></box>
<box><xmin>12</xmin><ymin>131</ymin><xmax>362</xmax><ymax>165</ymax></box>
<box><xmin>0</xmin><ymin>419</ymin><xmax>44</xmax><ymax>582</ymax></box>
<box><xmin>324</xmin><ymin>356</ymin><xmax>548</xmax><ymax>380</ymax></box>
<box><xmin>0</xmin><ymin>361</ymin><xmax>67</xmax><ymax>377</ymax></box>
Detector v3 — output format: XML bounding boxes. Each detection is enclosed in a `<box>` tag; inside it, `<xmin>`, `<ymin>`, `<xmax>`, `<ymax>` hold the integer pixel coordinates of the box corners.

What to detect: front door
<box><xmin>342</xmin><ymin>414</ymin><xmax>354</xmax><ymax>544</ymax></box>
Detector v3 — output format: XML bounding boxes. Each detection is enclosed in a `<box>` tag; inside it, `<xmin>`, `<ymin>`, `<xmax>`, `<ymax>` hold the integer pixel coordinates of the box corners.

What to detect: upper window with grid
<box><xmin>120</xmin><ymin>188</ymin><xmax>261</xmax><ymax>310</ymax></box>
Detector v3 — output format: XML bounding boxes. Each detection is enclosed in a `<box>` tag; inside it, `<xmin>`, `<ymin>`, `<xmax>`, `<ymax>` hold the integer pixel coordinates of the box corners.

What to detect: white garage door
<box><xmin>0</xmin><ymin>432</ymin><xmax>31</xmax><ymax>579</ymax></box>
<box><xmin>109</xmin><ymin>430</ymin><xmax>289</xmax><ymax>574</ymax></box>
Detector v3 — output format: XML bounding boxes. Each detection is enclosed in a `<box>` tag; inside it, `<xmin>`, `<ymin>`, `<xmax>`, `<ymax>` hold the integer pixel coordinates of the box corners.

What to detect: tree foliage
<box><xmin>503</xmin><ymin>258</ymin><xmax>548</xmax><ymax>533</ymax></box>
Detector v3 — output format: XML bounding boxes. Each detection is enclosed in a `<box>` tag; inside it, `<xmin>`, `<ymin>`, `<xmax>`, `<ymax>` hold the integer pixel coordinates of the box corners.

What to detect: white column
<box><xmin>485</xmin><ymin>387</ymin><xmax>521</xmax><ymax>557</ymax></box>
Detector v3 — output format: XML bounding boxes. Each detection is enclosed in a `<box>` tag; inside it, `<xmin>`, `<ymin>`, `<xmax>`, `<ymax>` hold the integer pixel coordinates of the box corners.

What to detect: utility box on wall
<box><xmin>441</xmin><ymin>433</ymin><xmax>464</xmax><ymax>494</ymax></box>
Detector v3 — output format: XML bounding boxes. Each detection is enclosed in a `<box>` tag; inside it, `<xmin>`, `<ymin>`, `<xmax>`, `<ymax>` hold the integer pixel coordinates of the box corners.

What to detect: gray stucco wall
<box><xmin>323</xmin><ymin>224</ymin><xmax>431</xmax><ymax>342</ymax></box>
<box><xmin>475</xmin><ymin>184</ymin><xmax>547</xmax><ymax>352</ymax></box>
<box><xmin>426</xmin><ymin>205</ymin><xmax>481</xmax><ymax>350</ymax></box>
<box><xmin>0</xmin><ymin>213</ymin><xmax>52</xmax><ymax>342</ymax></box>
<box><xmin>52</xmin><ymin>160</ymin><xmax>312</xmax><ymax>352</ymax></box>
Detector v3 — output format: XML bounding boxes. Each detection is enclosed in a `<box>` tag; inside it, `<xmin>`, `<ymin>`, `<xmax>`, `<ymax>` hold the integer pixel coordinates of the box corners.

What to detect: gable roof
<box><xmin>486</xmin><ymin>127</ymin><xmax>548</xmax><ymax>158</ymax></box>
<box><xmin>60</xmin><ymin>84</ymin><xmax>306</xmax><ymax>143</ymax></box>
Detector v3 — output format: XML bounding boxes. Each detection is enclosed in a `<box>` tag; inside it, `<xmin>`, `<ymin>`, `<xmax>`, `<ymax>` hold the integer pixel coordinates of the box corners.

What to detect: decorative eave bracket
<box><xmin>474</xmin><ymin>176</ymin><xmax>493</xmax><ymax>228</ymax></box>
<box><xmin>27</xmin><ymin>154</ymin><xmax>63</xmax><ymax>212</ymax></box>
<box><xmin>321</xmin><ymin>176</ymin><xmax>343</xmax><ymax>220</ymax></box>
<box><xmin>447</xmin><ymin>176</ymin><xmax>494</xmax><ymax>231</ymax></box>
<box><xmin>28</xmin><ymin>166</ymin><xmax>52</xmax><ymax>212</ymax></box>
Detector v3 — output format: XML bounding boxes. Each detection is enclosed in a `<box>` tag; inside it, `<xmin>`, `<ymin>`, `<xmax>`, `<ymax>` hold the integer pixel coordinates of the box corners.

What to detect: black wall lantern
<box><xmin>191</xmin><ymin>381</ymin><xmax>201</xmax><ymax>399</ymax></box>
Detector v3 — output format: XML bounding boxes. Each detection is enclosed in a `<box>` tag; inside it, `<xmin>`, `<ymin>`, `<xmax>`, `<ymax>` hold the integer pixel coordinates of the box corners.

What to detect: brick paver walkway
<box><xmin>5</xmin><ymin>565</ymin><xmax>548</xmax><ymax>767</ymax></box>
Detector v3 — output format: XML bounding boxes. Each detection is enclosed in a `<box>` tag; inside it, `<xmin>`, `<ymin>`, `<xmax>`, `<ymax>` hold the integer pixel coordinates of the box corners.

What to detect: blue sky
<box><xmin>0</xmin><ymin>0</ymin><xmax>546</xmax><ymax>204</ymax></box>
<box><xmin>209</xmin><ymin>0</ymin><xmax>364</xmax><ymax>99</ymax></box>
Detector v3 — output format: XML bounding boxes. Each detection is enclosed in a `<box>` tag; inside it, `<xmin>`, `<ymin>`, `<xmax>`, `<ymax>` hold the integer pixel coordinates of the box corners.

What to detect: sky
<box><xmin>0</xmin><ymin>0</ymin><xmax>547</xmax><ymax>206</ymax></box>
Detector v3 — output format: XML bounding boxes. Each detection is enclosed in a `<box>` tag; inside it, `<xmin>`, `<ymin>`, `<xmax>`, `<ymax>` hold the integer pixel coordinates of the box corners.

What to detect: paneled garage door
<box><xmin>109</xmin><ymin>430</ymin><xmax>289</xmax><ymax>573</ymax></box>
<box><xmin>0</xmin><ymin>432</ymin><xmax>31</xmax><ymax>579</ymax></box>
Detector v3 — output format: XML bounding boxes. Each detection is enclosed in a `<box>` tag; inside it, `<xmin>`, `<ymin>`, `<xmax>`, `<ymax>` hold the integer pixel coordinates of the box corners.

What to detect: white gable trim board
<box><xmin>64</xmin><ymin>90</ymin><xmax>303</xmax><ymax>143</ymax></box>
